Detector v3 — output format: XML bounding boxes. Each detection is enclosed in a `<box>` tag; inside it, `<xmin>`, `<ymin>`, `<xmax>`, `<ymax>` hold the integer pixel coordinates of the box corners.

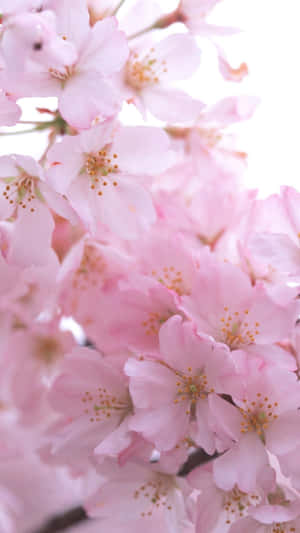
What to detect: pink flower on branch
<box><xmin>47</xmin><ymin>120</ymin><xmax>172</xmax><ymax>238</ymax></box>
<box><xmin>2</xmin><ymin>3</ymin><xmax>129</xmax><ymax>129</ymax></box>
<box><xmin>125</xmin><ymin>315</ymin><xmax>236</xmax><ymax>453</ymax></box>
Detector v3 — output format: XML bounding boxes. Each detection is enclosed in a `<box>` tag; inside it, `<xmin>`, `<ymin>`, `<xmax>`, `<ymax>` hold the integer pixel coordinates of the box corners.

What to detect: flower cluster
<box><xmin>0</xmin><ymin>1</ymin><xmax>299</xmax><ymax>533</ymax></box>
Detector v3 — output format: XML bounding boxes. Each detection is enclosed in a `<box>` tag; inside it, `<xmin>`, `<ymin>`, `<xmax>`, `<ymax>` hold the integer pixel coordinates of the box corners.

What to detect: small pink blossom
<box><xmin>188</xmin><ymin>463</ymin><xmax>267</xmax><ymax>533</ymax></box>
<box><xmin>229</xmin><ymin>499</ymin><xmax>300</xmax><ymax>533</ymax></box>
<box><xmin>125</xmin><ymin>315</ymin><xmax>235</xmax><ymax>453</ymax></box>
<box><xmin>3</xmin><ymin>9</ymin><xmax>129</xmax><ymax>128</ymax></box>
<box><xmin>1</xmin><ymin>322</ymin><xmax>75</xmax><ymax>423</ymax></box>
<box><xmin>123</xmin><ymin>33</ymin><xmax>203</xmax><ymax>122</ymax></box>
<box><xmin>0</xmin><ymin>154</ymin><xmax>78</xmax><ymax>222</ymax></box>
<box><xmin>48</xmin><ymin>347</ymin><xmax>134</xmax><ymax>464</ymax></box>
<box><xmin>212</xmin><ymin>365</ymin><xmax>300</xmax><ymax>493</ymax></box>
<box><xmin>1</xmin><ymin>10</ymin><xmax>77</xmax><ymax>74</ymax></box>
<box><xmin>47</xmin><ymin>120</ymin><xmax>171</xmax><ymax>238</ymax></box>
<box><xmin>180</xmin><ymin>252</ymin><xmax>298</xmax><ymax>364</ymax></box>
<box><xmin>85</xmin><ymin>459</ymin><xmax>191</xmax><ymax>533</ymax></box>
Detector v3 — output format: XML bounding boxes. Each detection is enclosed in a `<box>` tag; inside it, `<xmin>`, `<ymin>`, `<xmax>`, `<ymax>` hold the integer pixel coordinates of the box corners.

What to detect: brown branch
<box><xmin>32</xmin><ymin>506</ymin><xmax>88</xmax><ymax>533</ymax></box>
<box><xmin>178</xmin><ymin>448</ymin><xmax>219</xmax><ymax>477</ymax></box>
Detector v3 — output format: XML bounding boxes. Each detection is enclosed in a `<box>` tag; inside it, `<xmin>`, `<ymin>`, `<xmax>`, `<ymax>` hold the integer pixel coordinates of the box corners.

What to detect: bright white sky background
<box><xmin>0</xmin><ymin>0</ymin><xmax>299</xmax><ymax>197</ymax></box>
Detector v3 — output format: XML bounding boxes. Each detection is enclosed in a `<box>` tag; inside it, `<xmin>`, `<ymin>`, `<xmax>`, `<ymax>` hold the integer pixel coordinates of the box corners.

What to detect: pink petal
<box><xmin>203</xmin><ymin>96</ymin><xmax>259</xmax><ymax>127</ymax></box>
<box><xmin>217</xmin><ymin>46</ymin><xmax>248</xmax><ymax>82</ymax></box>
<box><xmin>54</xmin><ymin>0</ymin><xmax>90</xmax><ymax>50</ymax></box>
<box><xmin>250</xmin><ymin>502</ymin><xmax>300</xmax><ymax>523</ymax></box>
<box><xmin>79</xmin><ymin>17</ymin><xmax>128</xmax><ymax>75</ymax></box>
<box><xmin>213</xmin><ymin>433</ymin><xmax>268</xmax><ymax>492</ymax></box>
<box><xmin>158</xmin><ymin>316</ymin><xmax>197</xmax><ymax>371</ymax></box>
<box><xmin>0</xmin><ymin>91</ymin><xmax>21</xmax><ymax>126</ymax></box>
<box><xmin>59</xmin><ymin>73</ymin><xmax>120</xmax><ymax>129</ymax></box>
<box><xmin>47</xmin><ymin>135</ymin><xmax>85</xmax><ymax>194</ymax></box>
<box><xmin>112</xmin><ymin>126</ymin><xmax>172</xmax><ymax>175</ymax></box>
<box><xmin>266</xmin><ymin>411</ymin><xmax>300</xmax><ymax>456</ymax></box>
<box><xmin>94</xmin><ymin>419</ymin><xmax>132</xmax><ymax>460</ymax></box>
<box><xmin>94</xmin><ymin>177</ymin><xmax>156</xmax><ymax>239</ymax></box>
<box><xmin>208</xmin><ymin>393</ymin><xmax>242</xmax><ymax>441</ymax></box>
<box><xmin>194</xmin><ymin>399</ymin><xmax>216</xmax><ymax>454</ymax></box>
<box><xmin>248</xmin><ymin>232</ymin><xmax>300</xmax><ymax>275</ymax></box>
<box><xmin>143</xmin><ymin>87</ymin><xmax>204</xmax><ymax>123</ymax></box>
<box><xmin>39</xmin><ymin>182</ymin><xmax>80</xmax><ymax>225</ymax></box>
<box><xmin>8</xmin><ymin>203</ymin><xmax>58</xmax><ymax>269</ymax></box>
<box><xmin>155</xmin><ymin>33</ymin><xmax>201</xmax><ymax>82</ymax></box>
<box><xmin>79</xmin><ymin>119</ymin><xmax>116</xmax><ymax>154</ymax></box>
<box><xmin>125</xmin><ymin>358</ymin><xmax>176</xmax><ymax>409</ymax></box>
<box><xmin>228</xmin><ymin>517</ymin><xmax>261</xmax><ymax>533</ymax></box>
<box><xmin>129</xmin><ymin>404</ymin><xmax>189</xmax><ymax>451</ymax></box>
<box><xmin>281</xmin><ymin>185</ymin><xmax>300</xmax><ymax>234</ymax></box>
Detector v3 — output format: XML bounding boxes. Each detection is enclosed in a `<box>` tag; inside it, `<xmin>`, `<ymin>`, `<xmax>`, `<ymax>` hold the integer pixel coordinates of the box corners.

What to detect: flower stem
<box><xmin>0</xmin><ymin>127</ymin><xmax>38</xmax><ymax>136</ymax></box>
<box><xmin>112</xmin><ymin>0</ymin><xmax>126</xmax><ymax>15</ymax></box>
<box><xmin>128</xmin><ymin>9</ymin><xmax>181</xmax><ymax>40</ymax></box>
<box><xmin>17</xmin><ymin>120</ymin><xmax>52</xmax><ymax>125</ymax></box>
<box><xmin>39</xmin><ymin>130</ymin><xmax>57</xmax><ymax>165</ymax></box>
<box><xmin>128</xmin><ymin>22</ymin><xmax>157</xmax><ymax>41</ymax></box>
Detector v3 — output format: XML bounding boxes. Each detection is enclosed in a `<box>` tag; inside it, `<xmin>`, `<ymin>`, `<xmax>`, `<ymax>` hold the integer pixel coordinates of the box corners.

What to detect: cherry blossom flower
<box><xmin>229</xmin><ymin>499</ymin><xmax>300</xmax><ymax>533</ymax></box>
<box><xmin>125</xmin><ymin>315</ymin><xmax>236</xmax><ymax>453</ymax></box>
<box><xmin>1</xmin><ymin>322</ymin><xmax>75</xmax><ymax>423</ymax></box>
<box><xmin>211</xmin><ymin>365</ymin><xmax>300</xmax><ymax>493</ymax></box>
<box><xmin>48</xmin><ymin>347</ymin><xmax>134</xmax><ymax>464</ymax></box>
<box><xmin>188</xmin><ymin>464</ymin><xmax>267</xmax><ymax>533</ymax></box>
<box><xmin>85</xmin><ymin>459</ymin><xmax>192</xmax><ymax>533</ymax></box>
<box><xmin>1</xmin><ymin>9</ymin><xmax>77</xmax><ymax>74</ymax></box>
<box><xmin>2</xmin><ymin>6</ymin><xmax>129</xmax><ymax>129</ymax></box>
<box><xmin>93</xmin><ymin>275</ymin><xmax>180</xmax><ymax>354</ymax></box>
<box><xmin>0</xmin><ymin>154</ymin><xmax>78</xmax><ymax>222</ymax></box>
<box><xmin>47</xmin><ymin>120</ymin><xmax>172</xmax><ymax>237</ymax></box>
<box><xmin>246</xmin><ymin>187</ymin><xmax>300</xmax><ymax>281</ymax></box>
<box><xmin>0</xmin><ymin>0</ymin><xmax>298</xmax><ymax>531</ymax></box>
<box><xmin>123</xmin><ymin>33</ymin><xmax>203</xmax><ymax>122</ymax></box>
<box><xmin>180</xmin><ymin>252</ymin><xmax>298</xmax><ymax>367</ymax></box>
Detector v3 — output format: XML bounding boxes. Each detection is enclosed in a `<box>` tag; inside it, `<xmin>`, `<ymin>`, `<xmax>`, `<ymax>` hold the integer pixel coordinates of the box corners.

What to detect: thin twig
<box><xmin>39</xmin><ymin>130</ymin><xmax>57</xmax><ymax>165</ymax></box>
<box><xmin>0</xmin><ymin>127</ymin><xmax>38</xmax><ymax>136</ymax></box>
<box><xmin>17</xmin><ymin>120</ymin><xmax>52</xmax><ymax>125</ymax></box>
<box><xmin>112</xmin><ymin>0</ymin><xmax>126</xmax><ymax>16</ymax></box>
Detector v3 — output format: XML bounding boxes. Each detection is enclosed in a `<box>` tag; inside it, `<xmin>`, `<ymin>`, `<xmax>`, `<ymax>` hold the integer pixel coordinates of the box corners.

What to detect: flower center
<box><xmin>141</xmin><ymin>310</ymin><xmax>174</xmax><ymax>336</ymax></box>
<box><xmin>81</xmin><ymin>387</ymin><xmax>132</xmax><ymax>423</ymax></box>
<box><xmin>72</xmin><ymin>244</ymin><xmax>107</xmax><ymax>292</ymax></box>
<box><xmin>126</xmin><ymin>48</ymin><xmax>167</xmax><ymax>90</ymax></box>
<box><xmin>33</xmin><ymin>335</ymin><xmax>61</xmax><ymax>365</ymax></box>
<box><xmin>173</xmin><ymin>366</ymin><xmax>214</xmax><ymax>417</ymax></box>
<box><xmin>2</xmin><ymin>170</ymin><xmax>39</xmax><ymax>212</ymax></box>
<box><xmin>198</xmin><ymin>229</ymin><xmax>225</xmax><ymax>251</ymax></box>
<box><xmin>197</xmin><ymin>127</ymin><xmax>223</xmax><ymax>148</ymax></box>
<box><xmin>271</xmin><ymin>524</ymin><xmax>296</xmax><ymax>533</ymax></box>
<box><xmin>49</xmin><ymin>65</ymin><xmax>75</xmax><ymax>85</ymax></box>
<box><xmin>224</xmin><ymin>486</ymin><xmax>261</xmax><ymax>525</ymax></box>
<box><xmin>85</xmin><ymin>149</ymin><xmax>119</xmax><ymax>196</ymax></box>
<box><xmin>133</xmin><ymin>474</ymin><xmax>174</xmax><ymax>517</ymax></box>
<box><xmin>151</xmin><ymin>266</ymin><xmax>190</xmax><ymax>296</ymax></box>
<box><xmin>218</xmin><ymin>307</ymin><xmax>260</xmax><ymax>349</ymax></box>
<box><xmin>239</xmin><ymin>393</ymin><xmax>279</xmax><ymax>443</ymax></box>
